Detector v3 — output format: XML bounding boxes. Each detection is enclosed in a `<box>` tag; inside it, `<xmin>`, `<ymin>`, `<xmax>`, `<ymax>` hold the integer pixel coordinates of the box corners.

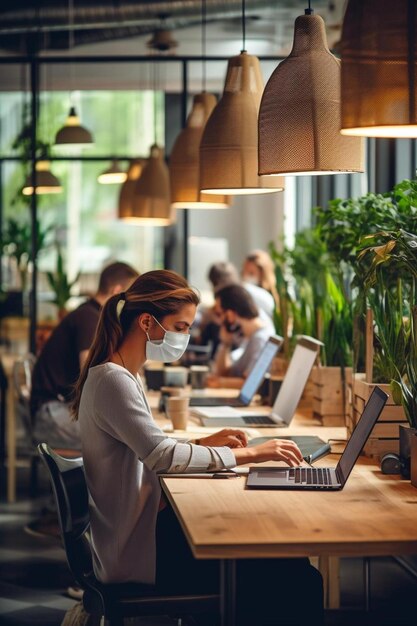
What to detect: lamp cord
<box><xmin>305</xmin><ymin>0</ymin><xmax>314</xmax><ymax>15</ymax></box>
<box><xmin>202</xmin><ymin>0</ymin><xmax>207</xmax><ymax>91</ymax></box>
<box><xmin>68</xmin><ymin>0</ymin><xmax>74</xmax><ymax>101</ymax></box>
<box><xmin>241</xmin><ymin>0</ymin><xmax>246</xmax><ymax>52</ymax></box>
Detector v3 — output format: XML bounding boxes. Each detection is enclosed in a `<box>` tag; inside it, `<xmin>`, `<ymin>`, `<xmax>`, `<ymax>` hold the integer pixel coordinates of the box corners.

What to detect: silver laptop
<box><xmin>189</xmin><ymin>335</ymin><xmax>283</xmax><ymax>407</ymax></box>
<box><xmin>198</xmin><ymin>335</ymin><xmax>323</xmax><ymax>427</ymax></box>
<box><xmin>246</xmin><ymin>386</ymin><xmax>388</xmax><ymax>490</ymax></box>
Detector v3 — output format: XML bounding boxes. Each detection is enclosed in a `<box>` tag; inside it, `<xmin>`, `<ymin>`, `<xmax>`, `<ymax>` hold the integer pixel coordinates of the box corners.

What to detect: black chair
<box><xmin>37</xmin><ymin>443</ymin><xmax>219</xmax><ymax>626</ymax></box>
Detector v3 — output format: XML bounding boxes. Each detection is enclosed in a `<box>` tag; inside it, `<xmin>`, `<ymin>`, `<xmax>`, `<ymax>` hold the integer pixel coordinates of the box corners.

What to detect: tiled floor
<box><xmin>0</xmin><ymin>466</ymin><xmax>416</xmax><ymax>626</ymax></box>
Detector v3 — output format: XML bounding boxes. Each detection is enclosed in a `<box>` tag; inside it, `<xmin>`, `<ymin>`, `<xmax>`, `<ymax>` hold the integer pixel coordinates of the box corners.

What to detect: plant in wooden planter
<box><xmin>357</xmin><ymin>228</ymin><xmax>417</xmax><ymax>468</ymax></box>
<box><xmin>270</xmin><ymin>228</ymin><xmax>353</xmax><ymax>423</ymax></box>
<box><xmin>315</xmin><ymin>178</ymin><xmax>417</xmax><ymax>440</ymax></box>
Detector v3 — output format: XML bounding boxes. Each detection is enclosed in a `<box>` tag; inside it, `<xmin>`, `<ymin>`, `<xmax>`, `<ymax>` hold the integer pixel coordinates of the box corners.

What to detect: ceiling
<box><xmin>0</xmin><ymin>0</ymin><xmax>345</xmax><ymax>56</ymax></box>
<box><xmin>0</xmin><ymin>1</ymin><xmax>346</xmax><ymax>92</ymax></box>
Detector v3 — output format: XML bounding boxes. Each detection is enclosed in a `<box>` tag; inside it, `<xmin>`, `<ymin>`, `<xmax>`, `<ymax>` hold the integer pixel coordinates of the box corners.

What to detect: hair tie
<box><xmin>116</xmin><ymin>292</ymin><xmax>126</xmax><ymax>320</ymax></box>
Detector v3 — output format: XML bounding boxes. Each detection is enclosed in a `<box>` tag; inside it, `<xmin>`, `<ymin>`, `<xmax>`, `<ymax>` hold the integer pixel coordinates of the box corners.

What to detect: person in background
<box><xmin>207</xmin><ymin>283</ymin><xmax>272</xmax><ymax>389</ymax></box>
<box><xmin>31</xmin><ymin>261</ymin><xmax>139</xmax><ymax>449</ymax></box>
<box><xmin>71</xmin><ymin>269</ymin><xmax>323</xmax><ymax>626</ymax></box>
<box><xmin>242</xmin><ymin>249</ymin><xmax>279</xmax><ymax>308</ymax></box>
<box><xmin>199</xmin><ymin>261</ymin><xmax>275</xmax><ymax>360</ymax></box>
<box><xmin>210</xmin><ymin>260</ymin><xmax>275</xmax><ymax>328</ymax></box>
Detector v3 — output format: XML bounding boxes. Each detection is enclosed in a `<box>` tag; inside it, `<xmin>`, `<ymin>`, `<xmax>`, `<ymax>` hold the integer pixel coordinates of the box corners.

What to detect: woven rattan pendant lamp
<box><xmin>170</xmin><ymin>93</ymin><xmax>230</xmax><ymax>208</ymax></box>
<box><xmin>130</xmin><ymin>57</ymin><xmax>174</xmax><ymax>226</ymax></box>
<box><xmin>170</xmin><ymin>1</ymin><xmax>230</xmax><ymax>209</ymax></box>
<box><xmin>118</xmin><ymin>159</ymin><xmax>144</xmax><ymax>219</ymax></box>
<box><xmin>340</xmin><ymin>0</ymin><xmax>417</xmax><ymax>138</ymax></box>
<box><xmin>131</xmin><ymin>144</ymin><xmax>174</xmax><ymax>226</ymax></box>
<box><xmin>258</xmin><ymin>6</ymin><xmax>364</xmax><ymax>176</ymax></box>
<box><xmin>199</xmin><ymin>0</ymin><xmax>284</xmax><ymax>195</ymax></box>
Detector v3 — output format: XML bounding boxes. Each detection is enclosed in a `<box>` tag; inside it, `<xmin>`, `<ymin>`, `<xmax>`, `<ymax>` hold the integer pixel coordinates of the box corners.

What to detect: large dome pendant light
<box><xmin>258</xmin><ymin>4</ymin><xmax>364</xmax><ymax>176</ymax></box>
<box><xmin>340</xmin><ymin>0</ymin><xmax>417</xmax><ymax>138</ymax></box>
<box><xmin>55</xmin><ymin>0</ymin><xmax>93</xmax><ymax>149</ymax></box>
<box><xmin>170</xmin><ymin>1</ymin><xmax>230</xmax><ymax>209</ymax></box>
<box><xmin>199</xmin><ymin>0</ymin><xmax>284</xmax><ymax>195</ymax></box>
<box><xmin>131</xmin><ymin>62</ymin><xmax>174</xmax><ymax>226</ymax></box>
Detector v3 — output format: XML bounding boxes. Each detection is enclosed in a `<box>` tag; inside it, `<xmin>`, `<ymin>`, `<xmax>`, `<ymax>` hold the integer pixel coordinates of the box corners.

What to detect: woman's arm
<box><xmin>233</xmin><ymin>439</ymin><xmax>303</xmax><ymax>467</ymax></box>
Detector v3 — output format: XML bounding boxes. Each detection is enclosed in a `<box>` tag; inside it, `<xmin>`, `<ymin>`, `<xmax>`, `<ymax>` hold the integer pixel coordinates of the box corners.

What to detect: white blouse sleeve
<box><xmin>93</xmin><ymin>368</ymin><xmax>236</xmax><ymax>473</ymax></box>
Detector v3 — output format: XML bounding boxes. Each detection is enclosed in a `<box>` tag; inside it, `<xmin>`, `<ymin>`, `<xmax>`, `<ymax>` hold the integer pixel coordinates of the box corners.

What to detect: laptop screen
<box><xmin>336</xmin><ymin>387</ymin><xmax>388</xmax><ymax>485</ymax></box>
<box><xmin>239</xmin><ymin>336</ymin><xmax>283</xmax><ymax>405</ymax></box>
<box><xmin>271</xmin><ymin>336</ymin><xmax>322</xmax><ymax>425</ymax></box>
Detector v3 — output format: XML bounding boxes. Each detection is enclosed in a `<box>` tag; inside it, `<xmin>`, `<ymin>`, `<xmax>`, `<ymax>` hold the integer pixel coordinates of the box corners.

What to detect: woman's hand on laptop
<box><xmin>233</xmin><ymin>439</ymin><xmax>303</xmax><ymax>467</ymax></box>
<box><xmin>196</xmin><ymin>429</ymin><xmax>248</xmax><ymax>449</ymax></box>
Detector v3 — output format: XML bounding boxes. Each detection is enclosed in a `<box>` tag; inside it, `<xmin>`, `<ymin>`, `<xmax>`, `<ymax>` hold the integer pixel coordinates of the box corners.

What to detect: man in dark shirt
<box><xmin>31</xmin><ymin>261</ymin><xmax>138</xmax><ymax>448</ymax></box>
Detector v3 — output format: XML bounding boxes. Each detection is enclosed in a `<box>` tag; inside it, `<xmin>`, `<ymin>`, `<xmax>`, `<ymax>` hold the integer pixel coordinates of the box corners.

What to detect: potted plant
<box><xmin>315</xmin><ymin>178</ymin><xmax>417</xmax><ymax>458</ymax></box>
<box><xmin>358</xmin><ymin>228</ymin><xmax>417</xmax><ymax>474</ymax></box>
<box><xmin>270</xmin><ymin>227</ymin><xmax>352</xmax><ymax>424</ymax></box>
<box><xmin>46</xmin><ymin>245</ymin><xmax>80</xmax><ymax>320</ymax></box>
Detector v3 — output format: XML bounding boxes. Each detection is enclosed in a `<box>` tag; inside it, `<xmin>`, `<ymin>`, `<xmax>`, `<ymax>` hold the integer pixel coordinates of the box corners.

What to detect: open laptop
<box><xmin>246</xmin><ymin>386</ymin><xmax>388</xmax><ymax>490</ymax></box>
<box><xmin>197</xmin><ymin>335</ymin><xmax>322</xmax><ymax>427</ymax></box>
<box><xmin>189</xmin><ymin>335</ymin><xmax>283</xmax><ymax>407</ymax></box>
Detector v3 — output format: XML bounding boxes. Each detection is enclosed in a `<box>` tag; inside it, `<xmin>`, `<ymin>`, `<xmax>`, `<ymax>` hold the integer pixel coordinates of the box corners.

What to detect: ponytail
<box><xmin>70</xmin><ymin>269</ymin><xmax>199</xmax><ymax>419</ymax></box>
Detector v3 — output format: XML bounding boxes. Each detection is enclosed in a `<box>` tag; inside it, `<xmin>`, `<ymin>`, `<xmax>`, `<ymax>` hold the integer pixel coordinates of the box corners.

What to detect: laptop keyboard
<box><xmin>242</xmin><ymin>415</ymin><xmax>273</xmax><ymax>425</ymax></box>
<box><xmin>290</xmin><ymin>467</ymin><xmax>332</xmax><ymax>485</ymax></box>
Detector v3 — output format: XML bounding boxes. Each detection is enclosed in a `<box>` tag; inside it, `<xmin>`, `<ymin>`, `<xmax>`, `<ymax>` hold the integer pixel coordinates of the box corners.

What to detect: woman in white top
<box><xmin>71</xmin><ymin>269</ymin><xmax>323</xmax><ymax>625</ymax></box>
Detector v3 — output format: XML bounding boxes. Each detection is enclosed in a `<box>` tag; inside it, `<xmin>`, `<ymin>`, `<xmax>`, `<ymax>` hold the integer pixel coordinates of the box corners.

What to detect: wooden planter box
<box><xmin>350</xmin><ymin>373</ymin><xmax>408</xmax><ymax>458</ymax></box>
<box><xmin>311</xmin><ymin>366</ymin><xmax>347</xmax><ymax>426</ymax></box>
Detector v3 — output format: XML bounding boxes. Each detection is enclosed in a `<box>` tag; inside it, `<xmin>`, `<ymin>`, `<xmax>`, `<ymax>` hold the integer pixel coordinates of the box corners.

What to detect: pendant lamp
<box><xmin>258</xmin><ymin>10</ymin><xmax>364</xmax><ymax>176</ymax></box>
<box><xmin>98</xmin><ymin>160</ymin><xmax>127</xmax><ymax>185</ymax></box>
<box><xmin>55</xmin><ymin>106</ymin><xmax>94</xmax><ymax>148</ymax></box>
<box><xmin>200</xmin><ymin>51</ymin><xmax>284</xmax><ymax>194</ymax></box>
<box><xmin>170</xmin><ymin>93</ymin><xmax>230</xmax><ymax>208</ymax></box>
<box><xmin>118</xmin><ymin>159</ymin><xmax>144</xmax><ymax>219</ymax></box>
<box><xmin>22</xmin><ymin>160</ymin><xmax>62</xmax><ymax>196</ymax></box>
<box><xmin>131</xmin><ymin>144</ymin><xmax>174</xmax><ymax>226</ymax></box>
<box><xmin>340</xmin><ymin>0</ymin><xmax>417</xmax><ymax>138</ymax></box>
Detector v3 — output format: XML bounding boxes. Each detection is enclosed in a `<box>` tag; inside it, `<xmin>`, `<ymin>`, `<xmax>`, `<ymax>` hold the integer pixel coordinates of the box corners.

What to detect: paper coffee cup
<box><xmin>166</xmin><ymin>396</ymin><xmax>190</xmax><ymax>430</ymax></box>
<box><xmin>190</xmin><ymin>365</ymin><xmax>209</xmax><ymax>389</ymax></box>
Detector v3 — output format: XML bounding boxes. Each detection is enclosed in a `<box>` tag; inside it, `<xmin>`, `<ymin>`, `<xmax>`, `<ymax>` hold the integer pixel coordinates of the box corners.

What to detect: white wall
<box><xmin>188</xmin><ymin>190</ymin><xmax>284</xmax><ymax>272</ymax></box>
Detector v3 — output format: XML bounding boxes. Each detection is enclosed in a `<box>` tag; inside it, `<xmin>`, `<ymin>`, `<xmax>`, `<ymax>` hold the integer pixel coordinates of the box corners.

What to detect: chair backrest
<box><xmin>37</xmin><ymin>443</ymin><xmax>95</xmax><ymax>589</ymax></box>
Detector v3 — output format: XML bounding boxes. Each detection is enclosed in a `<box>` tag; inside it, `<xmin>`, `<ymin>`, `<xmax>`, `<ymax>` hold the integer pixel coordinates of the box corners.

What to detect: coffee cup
<box><xmin>189</xmin><ymin>365</ymin><xmax>209</xmax><ymax>389</ymax></box>
<box><xmin>166</xmin><ymin>396</ymin><xmax>190</xmax><ymax>430</ymax></box>
<box><xmin>163</xmin><ymin>366</ymin><xmax>189</xmax><ymax>388</ymax></box>
<box><xmin>159</xmin><ymin>386</ymin><xmax>185</xmax><ymax>413</ymax></box>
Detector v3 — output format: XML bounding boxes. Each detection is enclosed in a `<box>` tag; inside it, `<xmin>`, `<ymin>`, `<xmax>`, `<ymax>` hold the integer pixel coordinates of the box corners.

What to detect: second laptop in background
<box><xmin>189</xmin><ymin>335</ymin><xmax>283</xmax><ymax>407</ymax></box>
<box><xmin>196</xmin><ymin>335</ymin><xmax>323</xmax><ymax>427</ymax></box>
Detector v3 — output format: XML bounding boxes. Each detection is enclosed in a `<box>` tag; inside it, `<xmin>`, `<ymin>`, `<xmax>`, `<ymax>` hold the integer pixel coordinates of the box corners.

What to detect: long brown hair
<box><xmin>71</xmin><ymin>269</ymin><xmax>199</xmax><ymax>419</ymax></box>
<box><xmin>245</xmin><ymin>249</ymin><xmax>279</xmax><ymax>307</ymax></box>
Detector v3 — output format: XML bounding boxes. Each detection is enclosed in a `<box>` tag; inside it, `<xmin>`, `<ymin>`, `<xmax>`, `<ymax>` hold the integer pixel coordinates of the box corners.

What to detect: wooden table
<box><xmin>160</xmin><ymin>409</ymin><xmax>417</xmax><ymax>626</ymax></box>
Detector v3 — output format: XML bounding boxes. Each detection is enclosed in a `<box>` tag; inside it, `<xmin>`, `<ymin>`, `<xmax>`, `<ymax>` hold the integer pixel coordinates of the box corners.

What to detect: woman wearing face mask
<box><xmin>71</xmin><ymin>270</ymin><xmax>323</xmax><ymax>625</ymax></box>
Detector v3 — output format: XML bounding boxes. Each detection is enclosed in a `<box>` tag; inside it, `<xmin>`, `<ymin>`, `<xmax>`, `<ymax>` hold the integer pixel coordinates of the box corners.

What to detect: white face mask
<box><xmin>145</xmin><ymin>316</ymin><xmax>190</xmax><ymax>362</ymax></box>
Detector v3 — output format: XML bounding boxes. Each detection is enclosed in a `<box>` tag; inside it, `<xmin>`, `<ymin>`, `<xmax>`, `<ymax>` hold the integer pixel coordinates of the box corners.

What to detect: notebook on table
<box><xmin>197</xmin><ymin>335</ymin><xmax>323</xmax><ymax>427</ymax></box>
<box><xmin>246</xmin><ymin>387</ymin><xmax>388</xmax><ymax>490</ymax></box>
<box><xmin>189</xmin><ymin>335</ymin><xmax>283</xmax><ymax>407</ymax></box>
<box><xmin>248</xmin><ymin>436</ymin><xmax>331</xmax><ymax>464</ymax></box>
